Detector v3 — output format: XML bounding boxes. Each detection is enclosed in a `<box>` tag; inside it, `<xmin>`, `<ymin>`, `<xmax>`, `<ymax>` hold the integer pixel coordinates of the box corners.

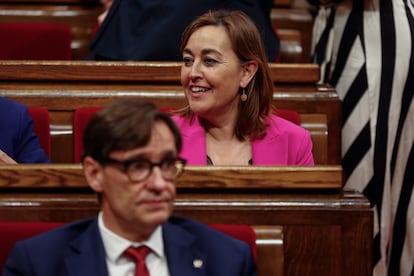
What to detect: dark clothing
<box><xmin>0</xmin><ymin>97</ymin><xmax>50</xmax><ymax>163</ymax></box>
<box><xmin>3</xmin><ymin>216</ymin><xmax>256</xmax><ymax>276</ymax></box>
<box><xmin>89</xmin><ymin>0</ymin><xmax>279</xmax><ymax>61</ymax></box>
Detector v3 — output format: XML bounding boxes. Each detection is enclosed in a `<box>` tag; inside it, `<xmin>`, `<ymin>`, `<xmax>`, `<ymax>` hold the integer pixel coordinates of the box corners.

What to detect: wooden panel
<box><xmin>0</xmin><ymin>166</ymin><xmax>372</xmax><ymax>276</ymax></box>
<box><xmin>301</xmin><ymin>114</ymin><xmax>328</xmax><ymax>164</ymax></box>
<box><xmin>0</xmin><ymin>165</ymin><xmax>343</xmax><ymax>190</ymax></box>
<box><xmin>255</xmin><ymin>225</ymin><xmax>284</xmax><ymax>276</ymax></box>
<box><xmin>271</xmin><ymin>8</ymin><xmax>313</xmax><ymax>63</ymax></box>
<box><xmin>284</xmin><ymin>225</ymin><xmax>341</xmax><ymax>275</ymax></box>
<box><xmin>0</xmin><ymin>61</ymin><xmax>320</xmax><ymax>83</ymax></box>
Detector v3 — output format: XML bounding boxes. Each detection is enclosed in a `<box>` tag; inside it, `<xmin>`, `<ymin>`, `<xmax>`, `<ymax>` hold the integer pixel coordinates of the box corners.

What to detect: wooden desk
<box><xmin>0</xmin><ymin>165</ymin><xmax>372</xmax><ymax>276</ymax></box>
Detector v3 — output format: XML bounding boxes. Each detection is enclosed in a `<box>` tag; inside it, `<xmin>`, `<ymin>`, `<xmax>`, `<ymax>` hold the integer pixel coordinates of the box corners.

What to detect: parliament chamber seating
<box><xmin>0</xmin><ymin>0</ymin><xmax>314</xmax><ymax>62</ymax></box>
<box><xmin>0</xmin><ymin>22</ymin><xmax>72</xmax><ymax>60</ymax></box>
<box><xmin>0</xmin><ymin>2</ymin><xmax>369</xmax><ymax>275</ymax></box>
<box><xmin>73</xmin><ymin>106</ymin><xmax>101</xmax><ymax>163</ymax></box>
<box><xmin>0</xmin><ymin>164</ymin><xmax>372</xmax><ymax>275</ymax></box>
<box><xmin>28</xmin><ymin>106</ymin><xmax>52</xmax><ymax>158</ymax></box>
<box><xmin>0</xmin><ymin>221</ymin><xmax>257</xmax><ymax>271</ymax></box>
<box><xmin>0</xmin><ymin>221</ymin><xmax>63</xmax><ymax>269</ymax></box>
<box><xmin>0</xmin><ymin>61</ymin><xmax>340</xmax><ymax>165</ymax></box>
<box><xmin>271</xmin><ymin>1</ymin><xmax>314</xmax><ymax>63</ymax></box>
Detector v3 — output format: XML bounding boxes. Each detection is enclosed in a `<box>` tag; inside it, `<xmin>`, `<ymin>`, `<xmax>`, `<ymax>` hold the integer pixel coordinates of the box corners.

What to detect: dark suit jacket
<box><xmin>0</xmin><ymin>97</ymin><xmax>50</xmax><ymax>163</ymax></box>
<box><xmin>3</xmin><ymin>216</ymin><xmax>257</xmax><ymax>276</ymax></box>
<box><xmin>89</xmin><ymin>0</ymin><xmax>279</xmax><ymax>62</ymax></box>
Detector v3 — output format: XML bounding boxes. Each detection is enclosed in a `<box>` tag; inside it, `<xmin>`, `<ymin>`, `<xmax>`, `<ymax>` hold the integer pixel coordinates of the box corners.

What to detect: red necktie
<box><xmin>124</xmin><ymin>246</ymin><xmax>151</xmax><ymax>276</ymax></box>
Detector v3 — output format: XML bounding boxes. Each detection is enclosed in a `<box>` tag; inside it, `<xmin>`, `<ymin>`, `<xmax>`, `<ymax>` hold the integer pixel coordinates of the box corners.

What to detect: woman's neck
<box><xmin>205</xmin><ymin>130</ymin><xmax>251</xmax><ymax>165</ymax></box>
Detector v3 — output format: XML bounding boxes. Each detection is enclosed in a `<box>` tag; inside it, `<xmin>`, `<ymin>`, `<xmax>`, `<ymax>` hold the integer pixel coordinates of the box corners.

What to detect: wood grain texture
<box><xmin>0</xmin><ymin>191</ymin><xmax>372</xmax><ymax>276</ymax></box>
<box><xmin>0</xmin><ymin>164</ymin><xmax>372</xmax><ymax>275</ymax></box>
<box><xmin>0</xmin><ymin>61</ymin><xmax>319</xmax><ymax>83</ymax></box>
<box><xmin>0</xmin><ymin>164</ymin><xmax>342</xmax><ymax>189</ymax></box>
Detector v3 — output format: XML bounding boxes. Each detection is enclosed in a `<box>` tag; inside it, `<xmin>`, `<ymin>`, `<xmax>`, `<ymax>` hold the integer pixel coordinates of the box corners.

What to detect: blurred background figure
<box><xmin>0</xmin><ymin>97</ymin><xmax>50</xmax><ymax>164</ymax></box>
<box><xmin>309</xmin><ymin>0</ymin><xmax>414</xmax><ymax>275</ymax></box>
<box><xmin>89</xmin><ymin>0</ymin><xmax>280</xmax><ymax>62</ymax></box>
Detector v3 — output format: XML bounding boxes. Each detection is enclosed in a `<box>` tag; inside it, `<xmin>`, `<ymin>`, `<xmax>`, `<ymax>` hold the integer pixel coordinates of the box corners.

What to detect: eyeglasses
<box><xmin>104</xmin><ymin>156</ymin><xmax>187</xmax><ymax>182</ymax></box>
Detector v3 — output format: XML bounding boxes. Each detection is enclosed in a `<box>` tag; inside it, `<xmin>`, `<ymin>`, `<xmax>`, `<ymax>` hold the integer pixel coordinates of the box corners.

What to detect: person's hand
<box><xmin>0</xmin><ymin>149</ymin><xmax>17</xmax><ymax>164</ymax></box>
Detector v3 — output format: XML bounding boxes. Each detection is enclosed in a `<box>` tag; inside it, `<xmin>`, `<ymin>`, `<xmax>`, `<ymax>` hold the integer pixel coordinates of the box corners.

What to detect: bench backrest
<box><xmin>28</xmin><ymin>106</ymin><xmax>51</xmax><ymax>158</ymax></box>
<box><xmin>0</xmin><ymin>22</ymin><xmax>72</xmax><ymax>60</ymax></box>
<box><xmin>0</xmin><ymin>165</ymin><xmax>373</xmax><ymax>276</ymax></box>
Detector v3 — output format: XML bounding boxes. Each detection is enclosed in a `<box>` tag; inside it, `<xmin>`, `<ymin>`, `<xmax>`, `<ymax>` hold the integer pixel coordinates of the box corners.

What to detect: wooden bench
<box><xmin>271</xmin><ymin>6</ymin><xmax>314</xmax><ymax>63</ymax></box>
<box><xmin>0</xmin><ymin>164</ymin><xmax>372</xmax><ymax>275</ymax></box>
<box><xmin>0</xmin><ymin>61</ymin><xmax>340</xmax><ymax>165</ymax></box>
<box><xmin>0</xmin><ymin>0</ymin><xmax>314</xmax><ymax>62</ymax></box>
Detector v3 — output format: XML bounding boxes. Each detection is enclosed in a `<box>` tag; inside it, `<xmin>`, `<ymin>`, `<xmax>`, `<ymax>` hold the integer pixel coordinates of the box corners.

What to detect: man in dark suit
<box><xmin>3</xmin><ymin>100</ymin><xmax>256</xmax><ymax>276</ymax></box>
<box><xmin>89</xmin><ymin>0</ymin><xmax>279</xmax><ymax>62</ymax></box>
<box><xmin>0</xmin><ymin>97</ymin><xmax>50</xmax><ymax>164</ymax></box>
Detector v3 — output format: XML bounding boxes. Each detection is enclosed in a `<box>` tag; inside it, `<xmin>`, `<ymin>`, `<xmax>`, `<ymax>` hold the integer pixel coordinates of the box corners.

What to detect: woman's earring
<box><xmin>240</xmin><ymin>89</ymin><xmax>248</xmax><ymax>102</ymax></box>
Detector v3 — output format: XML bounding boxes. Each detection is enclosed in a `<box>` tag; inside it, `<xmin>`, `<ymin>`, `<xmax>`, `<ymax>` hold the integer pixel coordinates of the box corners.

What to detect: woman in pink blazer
<box><xmin>173</xmin><ymin>115</ymin><xmax>313</xmax><ymax>165</ymax></box>
<box><xmin>172</xmin><ymin>10</ymin><xmax>314</xmax><ymax>166</ymax></box>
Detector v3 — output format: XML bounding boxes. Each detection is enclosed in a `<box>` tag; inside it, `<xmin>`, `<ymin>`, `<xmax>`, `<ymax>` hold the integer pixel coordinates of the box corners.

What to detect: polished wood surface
<box><xmin>271</xmin><ymin>8</ymin><xmax>313</xmax><ymax>63</ymax></box>
<box><xmin>0</xmin><ymin>165</ymin><xmax>372</xmax><ymax>276</ymax></box>
<box><xmin>0</xmin><ymin>164</ymin><xmax>343</xmax><ymax>189</ymax></box>
<box><xmin>0</xmin><ymin>61</ymin><xmax>341</xmax><ymax>165</ymax></box>
<box><xmin>0</xmin><ymin>61</ymin><xmax>320</xmax><ymax>83</ymax></box>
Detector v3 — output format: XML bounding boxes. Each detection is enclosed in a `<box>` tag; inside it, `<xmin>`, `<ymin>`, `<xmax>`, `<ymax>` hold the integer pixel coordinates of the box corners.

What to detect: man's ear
<box><xmin>83</xmin><ymin>156</ymin><xmax>104</xmax><ymax>193</ymax></box>
<box><xmin>240</xmin><ymin>60</ymin><xmax>258</xmax><ymax>88</ymax></box>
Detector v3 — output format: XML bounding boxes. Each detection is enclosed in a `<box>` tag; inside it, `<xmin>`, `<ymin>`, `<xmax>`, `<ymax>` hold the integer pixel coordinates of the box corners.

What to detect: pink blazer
<box><xmin>172</xmin><ymin>114</ymin><xmax>314</xmax><ymax>166</ymax></box>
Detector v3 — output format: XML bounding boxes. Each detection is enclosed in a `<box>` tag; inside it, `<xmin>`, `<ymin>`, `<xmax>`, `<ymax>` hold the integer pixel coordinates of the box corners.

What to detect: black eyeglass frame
<box><xmin>103</xmin><ymin>156</ymin><xmax>187</xmax><ymax>182</ymax></box>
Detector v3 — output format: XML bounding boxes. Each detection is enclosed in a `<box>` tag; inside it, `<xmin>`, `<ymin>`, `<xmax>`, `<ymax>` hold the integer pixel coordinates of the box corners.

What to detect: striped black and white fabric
<box><xmin>310</xmin><ymin>0</ymin><xmax>414</xmax><ymax>275</ymax></box>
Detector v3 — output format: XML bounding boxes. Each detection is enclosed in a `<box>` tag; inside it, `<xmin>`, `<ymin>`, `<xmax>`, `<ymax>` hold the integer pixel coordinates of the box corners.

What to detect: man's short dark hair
<box><xmin>82</xmin><ymin>100</ymin><xmax>182</xmax><ymax>163</ymax></box>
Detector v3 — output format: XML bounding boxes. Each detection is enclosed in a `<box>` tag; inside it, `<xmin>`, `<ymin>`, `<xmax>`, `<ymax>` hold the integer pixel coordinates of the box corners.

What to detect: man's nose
<box><xmin>146</xmin><ymin>166</ymin><xmax>168</xmax><ymax>189</ymax></box>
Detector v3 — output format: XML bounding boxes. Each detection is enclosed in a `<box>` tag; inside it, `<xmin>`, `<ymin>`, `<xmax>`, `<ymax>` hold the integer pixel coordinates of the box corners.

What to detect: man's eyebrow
<box><xmin>124</xmin><ymin>150</ymin><xmax>177</xmax><ymax>161</ymax></box>
<box><xmin>127</xmin><ymin>154</ymin><xmax>146</xmax><ymax>160</ymax></box>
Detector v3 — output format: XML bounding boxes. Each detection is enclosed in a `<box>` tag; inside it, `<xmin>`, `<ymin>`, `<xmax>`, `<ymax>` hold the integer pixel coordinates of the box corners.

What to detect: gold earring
<box><xmin>241</xmin><ymin>89</ymin><xmax>247</xmax><ymax>101</ymax></box>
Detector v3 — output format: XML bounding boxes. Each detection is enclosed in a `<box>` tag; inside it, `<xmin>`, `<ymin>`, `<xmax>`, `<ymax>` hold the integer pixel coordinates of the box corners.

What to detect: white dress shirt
<box><xmin>98</xmin><ymin>212</ymin><xmax>170</xmax><ymax>276</ymax></box>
